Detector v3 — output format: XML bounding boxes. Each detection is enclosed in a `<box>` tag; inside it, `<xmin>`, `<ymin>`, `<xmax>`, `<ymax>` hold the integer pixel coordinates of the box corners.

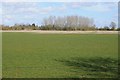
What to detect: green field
<box><xmin>2</xmin><ymin>32</ymin><xmax>118</xmax><ymax>78</ymax></box>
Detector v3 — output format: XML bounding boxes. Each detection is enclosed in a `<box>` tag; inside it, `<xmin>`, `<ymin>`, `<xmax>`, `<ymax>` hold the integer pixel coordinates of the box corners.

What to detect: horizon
<box><xmin>0</xmin><ymin>2</ymin><xmax>118</xmax><ymax>27</ymax></box>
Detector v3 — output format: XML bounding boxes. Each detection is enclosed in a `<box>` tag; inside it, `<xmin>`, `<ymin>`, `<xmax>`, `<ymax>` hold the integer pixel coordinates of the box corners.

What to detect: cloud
<box><xmin>3</xmin><ymin>14</ymin><xmax>16</xmax><ymax>24</ymax></box>
<box><xmin>2</xmin><ymin>0</ymin><xmax>36</xmax><ymax>2</ymax></box>
<box><xmin>2</xmin><ymin>2</ymin><xmax>118</xmax><ymax>26</ymax></box>
<box><xmin>0</xmin><ymin>4</ymin><xmax>2</xmax><ymax>25</ymax></box>
<box><xmin>4</xmin><ymin>2</ymin><xmax>117</xmax><ymax>16</ymax></box>
<box><xmin>2</xmin><ymin>2</ymin><xmax>68</xmax><ymax>25</ymax></box>
<box><xmin>70</xmin><ymin>2</ymin><xmax>98</xmax><ymax>8</ymax></box>
<box><xmin>3</xmin><ymin>2</ymin><xmax>37</xmax><ymax>9</ymax></box>
<box><xmin>2</xmin><ymin>14</ymin><xmax>14</xmax><ymax>25</ymax></box>
<box><xmin>112</xmin><ymin>14</ymin><xmax>118</xmax><ymax>24</ymax></box>
<box><xmin>40</xmin><ymin>6</ymin><xmax>53</xmax><ymax>14</ymax></box>
<box><xmin>3</xmin><ymin>3</ymin><xmax>48</xmax><ymax>14</ymax></box>
<box><xmin>2</xmin><ymin>0</ymin><xmax>119</xmax><ymax>2</ymax></box>
<box><xmin>57</xmin><ymin>4</ymin><xmax>67</xmax><ymax>11</ymax></box>
<box><xmin>18</xmin><ymin>6</ymin><xmax>54</xmax><ymax>14</ymax></box>
<box><xmin>83</xmin><ymin>4</ymin><xmax>110</xmax><ymax>12</ymax></box>
<box><xmin>2</xmin><ymin>2</ymin><xmax>68</xmax><ymax>15</ymax></box>
<box><xmin>4</xmin><ymin>15</ymin><xmax>13</xmax><ymax>19</ymax></box>
<box><xmin>18</xmin><ymin>7</ymin><xmax>39</xmax><ymax>13</ymax></box>
<box><xmin>69</xmin><ymin>2</ymin><xmax>117</xmax><ymax>12</ymax></box>
<box><xmin>2</xmin><ymin>2</ymin><xmax>39</xmax><ymax>15</ymax></box>
<box><xmin>0</xmin><ymin>3</ymin><xmax>2</xmax><ymax>15</ymax></box>
<box><xmin>0</xmin><ymin>8</ymin><xmax>2</xmax><ymax>15</ymax></box>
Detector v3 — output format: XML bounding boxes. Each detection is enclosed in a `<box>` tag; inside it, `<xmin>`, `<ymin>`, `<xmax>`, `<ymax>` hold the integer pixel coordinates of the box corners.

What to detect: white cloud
<box><xmin>70</xmin><ymin>2</ymin><xmax>98</xmax><ymax>8</ymax></box>
<box><xmin>18</xmin><ymin>7</ymin><xmax>39</xmax><ymax>13</ymax></box>
<box><xmin>4</xmin><ymin>15</ymin><xmax>12</xmax><ymax>19</ymax></box>
<box><xmin>2</xmin><ymin>2</ymin><xmax>69</xmax><ymax>15</ymax></box>
<box><xmin>83</xmin><ymin>4</ymin><xmax>110</xmax><ymax>12</ymax></box>
<box><xmin>41</xmin><ymin>6</ymin><xmax>53</xmax><ymax>13</ymax></box>
<box><xmin>0</xmin><ymin>3</ymin><xmax>2</xmax><ymax>15</ymax></box>
<box><xmin>2</xmin><ymin>3</ymin><xmax>52</xmax><ymax>15</ymax></box>
<box><xmin>2</xmin><ymin>2</ymin><xmax>118</xmax><ymax>26</ymax></box>
<box><xmin>2</xmin><ymin>2</ymin><xmax>117</xmax><ymax>16</ymax></box>
<box><xmin>3</xmin><ymin>15</ymin><xmax>15</xmax><ymax>24</ymax></box>
<box><xmin>2</xmin><ymin>0</ymin><xmax>119</xmax><ymax>2</ymax></box>
<box><xmin>69</xmin><ymin>2</ymin><xmax>117</xmax><ymax>12</ymax></box>
<box><xmin>0</xmin><ymin>3</ymin><xmax>2</xmax><ymax>25</ymax></box>
<box><xmin>18</xmin><ymin>6</ymin><xmax>54</xmax><ymax>14</ymax></box>
<box><xmin>0</xmin><ymin>8</ymin><xmax>2</xmax><ymax>15</ymax></box>
<box><xmin>57</xmin><ymin>4</ymin><xmax>67</xmax><ymax>11</ymax></box>
<box><xmin>112</xmin><ymin>14</ymin><xmax>118</xmax><ymax>23</ymax></box>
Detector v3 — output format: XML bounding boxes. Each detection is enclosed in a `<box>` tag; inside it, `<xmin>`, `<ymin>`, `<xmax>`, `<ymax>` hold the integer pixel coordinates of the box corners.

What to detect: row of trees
<box><xmin>1</xmin><ymin>23</ymin><xmax>39</xmax><ymax>30</ymax></box>
<box><xmin>1</xmin><ymin>15</ymin><xmax>119</xmax><ymax>31</ymax></box>
<box><xmin>41</xmin><ymin>16</ymin><xmax>118</xmax><ymax>31</ymax></box>
<box><xmin>41</xmin><ymin>15</ymin><xmax>94</xmax><ymax>30</ymax></box>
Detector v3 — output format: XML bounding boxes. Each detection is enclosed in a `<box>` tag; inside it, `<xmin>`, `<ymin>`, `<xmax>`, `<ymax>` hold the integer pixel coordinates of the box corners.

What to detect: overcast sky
<box><xmin>0</xmin><ymin>1</ymin><xmax>118</xmax><ymax>27</ymax></box>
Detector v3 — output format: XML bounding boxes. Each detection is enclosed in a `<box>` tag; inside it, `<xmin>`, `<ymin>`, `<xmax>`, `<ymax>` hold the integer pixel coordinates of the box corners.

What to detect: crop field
<box><xmin>2</xmin><ymin>32</ymin><xmax>118</xmax><ymax>78</ymax></box>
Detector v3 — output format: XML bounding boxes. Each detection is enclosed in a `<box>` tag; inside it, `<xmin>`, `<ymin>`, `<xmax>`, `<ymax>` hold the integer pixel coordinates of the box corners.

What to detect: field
<box><xmin>2</xmin><ymin>32</ymin><xmax>118</xmax><ymax>78</ymax></box>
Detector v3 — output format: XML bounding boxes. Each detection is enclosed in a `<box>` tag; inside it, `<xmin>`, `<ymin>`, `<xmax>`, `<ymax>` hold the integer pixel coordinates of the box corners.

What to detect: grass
<box><xmin>2</xmin><ymin>32</ymin><xmax>118</xmax><ymax>78</ymax></box>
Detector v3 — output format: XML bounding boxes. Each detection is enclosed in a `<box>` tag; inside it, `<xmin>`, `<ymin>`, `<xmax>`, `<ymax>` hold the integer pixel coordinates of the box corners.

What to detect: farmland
<box><xmin>2</xmin><ymin>32</ymin><xmax>118</xmax><ymax>78</ymax></box>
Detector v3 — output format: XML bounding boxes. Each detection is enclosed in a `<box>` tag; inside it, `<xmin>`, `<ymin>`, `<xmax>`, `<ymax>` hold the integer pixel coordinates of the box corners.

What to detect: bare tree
<box><xmin>110</xmin><ymin>22</ymin><xmax>116</xmax><ymax>30</ymax></box>
<box><xmin>42</xmin><ymin>15</ymin><xmax>94</xmax><ymax>30</ymax></box>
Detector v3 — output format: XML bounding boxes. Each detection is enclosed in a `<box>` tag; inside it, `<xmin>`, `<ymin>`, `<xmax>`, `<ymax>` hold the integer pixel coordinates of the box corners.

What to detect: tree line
<box><xmin>0</xmin><ymin>15</ymin><xmax>119</xmax><ymax>31</ymax></box>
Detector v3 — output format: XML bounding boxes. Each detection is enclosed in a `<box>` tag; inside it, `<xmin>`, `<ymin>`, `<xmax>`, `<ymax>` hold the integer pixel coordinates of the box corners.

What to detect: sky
<box><xmin>0</xmin><ymin>1</ymin><xmax>118</xmax><ymax>27</ymax></box>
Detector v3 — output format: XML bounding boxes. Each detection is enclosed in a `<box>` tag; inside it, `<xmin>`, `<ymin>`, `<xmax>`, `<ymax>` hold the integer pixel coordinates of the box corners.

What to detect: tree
<box><xmin>110</xmin><ymin>22</ymin><xmax>116</xmax><ymax>30</ymax></box>
<box><xmin>32</xmin><ymin>23</ymin><xmax>35</xmax><ymax>27</ymax></box>
<box><xmin>117</xmin><ymin>27</ymin><xmax>120</xmax><ymax>31</ymax></box>
<box><xmin>103</xmin><ymin>26</ymin><xmax>110</xmax><ymax>30</ymax></box>
<box><xmin>42</xmin><ymin>15</ymin><xmax>94</xmax><ymax>30</ymax></box>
